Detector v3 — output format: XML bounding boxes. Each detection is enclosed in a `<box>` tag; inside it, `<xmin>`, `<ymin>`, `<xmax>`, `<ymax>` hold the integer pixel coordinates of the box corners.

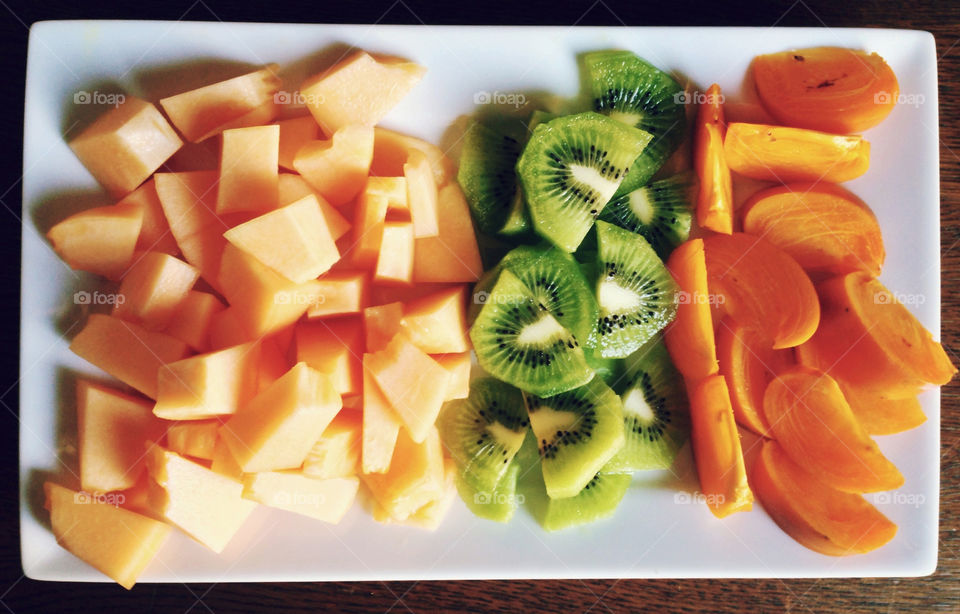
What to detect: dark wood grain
<box><xmin>3</xmin><ymin>1</ymin><xmax>959</xmax><ymax>612</ymax></box>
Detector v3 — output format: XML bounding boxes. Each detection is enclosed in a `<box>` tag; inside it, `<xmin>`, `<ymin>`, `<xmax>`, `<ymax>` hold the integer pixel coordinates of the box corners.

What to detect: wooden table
<box><xmin>2</xmin><ymin>1</ymin><xmax>957</xmax><ymax>611</ymax></box>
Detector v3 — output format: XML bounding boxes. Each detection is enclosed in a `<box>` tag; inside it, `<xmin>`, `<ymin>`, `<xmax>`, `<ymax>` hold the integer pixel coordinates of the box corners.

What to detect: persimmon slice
<box><xmin>834</xmin><ymin>379</ymin><xmax>926</xmax><ymax>436</ymax></box>
<box><xmin>751</xmin><ymin>439</ymin><xmax>897</xmax><ymax>556</ymax></box>
<box><xmin>694</xmin><ymin>83</ymin><xmax>733</xmax><ymax>234</ymax></box>
<box><xmin>664</xmin><ymin>238</ymin><xmax>719</xmax><ymax>380</ymax></box>
<box><xmin>762</xmin><ymin>365</ymin><xmax>903</xmax><ymax>493</ymax></box>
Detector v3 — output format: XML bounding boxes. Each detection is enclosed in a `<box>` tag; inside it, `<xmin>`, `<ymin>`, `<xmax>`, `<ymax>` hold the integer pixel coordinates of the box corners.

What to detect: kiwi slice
<box><xmin>457</xmin><ymin>460</ymin><xmax>521</xmax><ymax>523</ymax></box>
<box><xmin>458</xmin><ymin>121</ymin><xmax>530</xmax><ymax>237</ymax></box>
<box><xmin>599</xmin><ymin>173</ymin><xmax>694</xmax><ymax>260</ymax></box>
<box><xmin>437</xmin><ymin>378</ymin><xmax>529</xmax><ymax>492</ymax></box>
<box><xmin>606</xmin><ymin>339</ymin><xmax>688</xmax><ymax>473</ymax></box>
<box><xmin>593</xmin><ymin>221</ymin><xmax>678</xmax><ymax>358</ymax></box>
<box><xmin>522</xmin><ymin>460</ymin><xmax>632</xmax><ymax>531</ymax></box>
<box><xmin>522</xmin><ymin>375</ymin><xmax>625</xmax><ymax>498</ymax></box>
<box><xmin>527</xmin><ymin>109</ymin><xmax>557</xmax><ymax>131</ymax></box>
<box><xmin>584</xmin><ymin>349</ymin><xmax>627</xmax><ymax>393</ymax></box>
<box><xmin>584</xmin><ymin>50</ymin><xmax>686</xmax><ymax>195</ymax></box>
<box><xmin>470</xmin><ymin>269</ymin><xmax>592</xmax><ymax>397</ymax></box>
<box><xmin>516</xmin><ymin>112</ymin><xmax>653</xmax><ymax>252</ymax></box>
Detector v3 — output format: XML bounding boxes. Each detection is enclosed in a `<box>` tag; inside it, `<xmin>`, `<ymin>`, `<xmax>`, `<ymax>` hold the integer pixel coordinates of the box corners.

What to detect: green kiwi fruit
<box><xmin>522</xmin><ymin>460</ymin><xmax>632</xmax><ymax>531</ymax></box>
<box><xmin>584</xmin><ymin>50</ymin><xmax>687</xmax><ymax>196</ymax></box>
<box><xmin>522</xmin><ymin>375</ymin><xmax>625</xmax><ymax>498</ymax></box>
<box><xmin>593</xmin><ymin>221</ymin><xmax>678</xmax><ymax>358</ymax></box>
<box><xmin>458</xmin><ymin>121</ymin><xmax>530</xmax><ymax>237</ymax></box>
<box><xmin>457</xmin><ymin>460</ymin><xmax>521</xmax><ymax>523</ymax></box>
<box><xmin>599</xmin><ymin>172</ymin><xmax>694</xmax><ymax>260</ymax></box>
<box><xmin>470</xmin><ymin>269</ymin><xmax>592</xmax><ymax>396</ymax></box>
<box><xmin>516</xmin><ymin>112</ymin><xmax>653</xmax><ymax>252</ymax></box>
<box><xmin>584</xmin><ymin>349</ymin><xmax>628</xmax><ymax>393</ymax></box>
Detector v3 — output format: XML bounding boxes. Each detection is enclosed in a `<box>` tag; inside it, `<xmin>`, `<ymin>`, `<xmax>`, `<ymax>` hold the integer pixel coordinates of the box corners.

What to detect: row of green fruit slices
<box><xmin>443</xmin><ymin>50</ymin><xmax>695</xmax><ymax>529</ymax></box>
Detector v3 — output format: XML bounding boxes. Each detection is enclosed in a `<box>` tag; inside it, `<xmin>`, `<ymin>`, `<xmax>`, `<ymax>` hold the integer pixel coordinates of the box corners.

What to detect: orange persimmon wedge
<box><xmin>751</xmin><ymin>439</ymin><xmax>897</xmax><ymax>556</ymax></box>
<box><xmin>724</xmin><ymin>123</ymin><xmax>869</xmax><ymax>183</ymax></box>
<box><xmin>762</xmin><ymin>365</ymin><xmax>903</xmax><ymax>493</ymax></box>
<box><xmin>834</xmin><ymin>379</ymin><xmax>926</xmax><ymax>436</ymax></box>
<box><xmin>694</xmin><ymin>83</ymin><xmax>733</xmax><ymax>234</ymax></box>
<box><xmin>797</xmin><ymin>272</ymin><xmax>956</xmax><ymax>397</ymax></box>
<box><xmin>702</xmin><ymin>233</ymin><xmax>820</xmax><ymax>349</ymax></box>
<box><xmin>752</xmin><ymin>47</ymin><xmax>899</xmax><ymax>134</ymax></box>
<box><xmin>689</xmin><ymin>374</ymin><xmax>753</xmax><ymax>518</ymax></box>
<box><xmin>664</xmin><ymin>238</ymin><xmax>719</xmax><ymax>380</ymax></box>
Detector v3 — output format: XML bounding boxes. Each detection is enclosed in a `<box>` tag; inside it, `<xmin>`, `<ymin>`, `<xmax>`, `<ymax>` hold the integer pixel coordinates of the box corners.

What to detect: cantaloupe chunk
<box><xmin>216</xmin><ymin>125</ymin><xmax>279</xmax><ymax>214</ymax></box>
<box><xmin>375</xmin><ymin>222</ymin><xmax>415</xmax><ymax>284</ymax></box>
<box><xmin>44</xmin><ymin>482</ymin><xmax>171</xmax><ymax>589</ymax></box>
<box><xmin>371</xmin><ymin>127</ymin><xmax>455</xmax><ymax>188</ymax></box>
<box><xmin>365</xmin><ymin>335</ymin><xmax>451</xmax><ymax>443</ymax></box>
<box><xmin>277</xmin><ymin>174</ymin><xmax>351</xmax><ymax>239</ymax></box>
<box><xmin>365</xmin><ymin>176</ymin><xmax>408</xmax><ymax>215</ymax></box>
<box><xmin>242</xmin><ymin>472</ymin><xmax>358</xmax><ymax>523</ymax></box>
<box><xmin>47</xmin><ymin>203</ymin><xmax>143</xmax><ymax>280</ymax></box>
<box><xmin>145</xmin><ymin>446</ymin><xmax>256</xmax><ymax>553</ymax></box>
<box><xmin>404</xmin><ymin>150</ymin><xmax>439</xmax><ymax>238</ymax></box>
<box><xmin>276</xmin><ymin>116</ymin><xmax>320</xmax><ymax>171</ymax></box>
<box><xmin>70</xmin><ymin>314</ymin><xmax>190</xmax><ymax>398</ymax></box>
<box><xmin>224</xmin><ymin>194</ymin><xmax>339</xmax><ymax>283</ymax></box>
<box><xmin>163</xmin><ymin>290</ymin><xmax>225</xmax><ymax>351</ymax></box>
<box><xmin>153</xmin><ymin>341</ymin><xmax>260</xmax><ymax>420</ymax></box>
<box><xmin>76</xmin><ymin>380</ymin><xmax>161</xmax><ymax>492</ymax></box>
<box><xmin>210</xmin><ymin>436</ymin><xmax>244</xmax><ymax>480</ymax></box>
<box><xmin>363</xmin><ymin>302</ymin><xmax>404</xmax><ymax>352</ymax></box>
<box><xmin>306</xmin><ymin>271</ymin><xmax>368</xmax><ymax>319</ymax></box>
<box><xmin>207</xmin><ymin>307</ymin><xmax>248</xmax><ymax>350</ymax></box>
<box><xmin>432</xmin><ymin>353</ymin><xmax>472</xmax><ymax>400</ymax></box>
<box><xmin>351</xmin><ymin>192</ymin><xmax>389</xmax><ymax>268</ymax></box>
<box><xmin>303</xmin><ymin>410</ymin><xmax>362</xmax><ymax>478</ymax></box>
<box><xmin>293</xmin><ymin>125</ymin><xmax>374</xmax><ymax>206</ymax></box>
<box><xmin>118</xmin><ymin>179</ymin><xmax>180</xmax><ymax>255</ymax></box>
<box><xmin>69</xmin><ymin>96</ymin><xmax>182</xmax><ymax>197</ymax></box>
<box><xmin>113</xmin><ymin>252</ymin><xmax>199</xmax><ymax>330</ymax></box>
<box><xmin>159</xmin><ymin>66</ymin><xmax>282</xmax><ymax>143</ymax></box>
<box><xmin>257</xmin><ymin>336</ymin><xmax>291</xmax><ymax>393</ymax></box>
<box><xmin>399</xmin><ymin>285</ymin><xmax>469</xmax><ymax>354</ymax></box>
<box><xmin>361</xmin><ymin>426</ymin><xmax>444</xmax><ymax>520</ymax></box>
<box><xmin>166</xmin><ymin>420</ymin><xmax>220</xmax><ymax>460</ymax></box>
<box><xmin>220</xmin><ymin>363</ymin><xmax>342</xmax><ymax>472</ymax></box>
<box><xmin>217</xmin><ymin>244</ymin><xmax>324</xmax><ymax>338</ymax></box>
<box><xmin>118</xmin><ymin>476</ymin><xmax>156</xmax><ymax>517</ymax></box>
<box><xmin>412</xmin><ymin>184</ymin><xmax>483</xmax><ymax>282</ymax></box>
<box><xmin>361</xmin><ymin>356</ymin><xmax>403</xmax><ymax>474</ymax></box>
<box><xmin>372</xmin><ymin>458</ymin><xmax>456</xmax><ymax>529</ymax></box>
<box><xmin>300</xmin><ymin>52</ymin><xmax>425</xmax><ymax>133</ymax></box>
<box><xmin>294</xmin><ymin>318</ymin><xmax>363</xmax><ymax>396</ymax></box>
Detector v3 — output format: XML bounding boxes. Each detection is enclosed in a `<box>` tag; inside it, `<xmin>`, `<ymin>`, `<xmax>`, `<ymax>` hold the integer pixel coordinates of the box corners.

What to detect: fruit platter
<box><xmin>21</xmin><ymin>22</ymin><xmax>949</xmax><ymax>583</ymax></box>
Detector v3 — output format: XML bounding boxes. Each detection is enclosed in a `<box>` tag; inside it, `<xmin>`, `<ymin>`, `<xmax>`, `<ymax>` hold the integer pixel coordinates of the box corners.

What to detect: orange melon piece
<box><xmin>364</xmin><ymin>302</ymin><xmax>404</xmax><ymax>352</ymax></box>
<box><xmin>44</xmin><ymin>482</ymin><xmax>172</xmax><ymax>589</ymax></box>
<box><xmin>365</xmin><ymin>176</ymin><xmax>408</xmax><ymax>215</ymax></box>
<box><xmin>404</xmin><ymin>150</ymin><xmax>439</xmax><ymax>238</ymax></box>
<box><xmin>47</xmin><ymin>203</ymin><xmax>143</xmax><ymax>280</ymax></box>
<box><xmin>371</xmin><ymin>127</ymin><xmax>455</xmax><ymax>187</ymax></box>
<box><xmin>412</xmin><ymin>184</ymin><xmax>483</xmax><ymax>282</ymax></box>
<box><xmin>299</xmin><ymin>51</ymin><xmax>426</xmax><ymax>133</ymax></box>
<box><xmin>113</xmin><ymin>252</ymin><xmax>199</xmax><ymax>329</ymax></box>
<box><xmin>399</xmin><ymin>285</ymin><xmax>470</xmax><ymax>354</ymax></box>
<box><xmin>118</xmin><ymin>476</ymin><xmax>157</xmax><ymax>518</ymax></box>
<box><xmin>224</xmin><ymin>194</ymin><xmax>340</xmax><ymax>283</ymax></box>
<box><xmin>70</xmin><ymin>314</ymin><xmax>190</xmax><ymax>398</ymax></box>
<box><xmin>210</xmin><ymin>436</ymin><xmax>244</xmax><ymax>480</ymax></box>
<box><xmin>153</xmin><ymin>341</ymin><xmax>260</xmax><ymax>420</ymax></box>
<box><xmin>145</xmin><ymin>445</ymin><xmax>256</xmax><ymax>553</ymax></box>
<box><xmin>375</xmin><ymin>222</ymin><xmax>415</xmax><ymax>284</ymax></box>
<box><xmin>216</xmin><ymin>125</ymin><xmax>280</xmax><ymax>214</ymax></box>
<box><xmin>277</xmin><ymin>174</ymin><xmax>351</xmax><ymax>239</ymax></box>
<box><xmin>371</xmin><ymin>458</ymin><xmax>456</xmax><ymax>530</ymax></box>
<box><xmin>365</xmin><ymin>334</ymin><xmax>451</xmax><ymax>443</ymax></box>
<box><xmin>432</xmin><ymin>353</ymin><xmax>472</xmax><ymax>400</ymax></box>
<box><xmin>350</xmin><ymin>192</ymin><xmax>389</xmax><ymax>268</ymax></box>
<box><xmin>306</xmin><ymin>271</ymin><xmax>368</xmax><ymax>319</ymax></box>
<box><xmin>257</xmin><ymin>336</ymin><xmax>292</xmax><ymax>393</ymax></box>
<box><xmin>242</xmin><ymin>472</ymin><xmax>358</xmax><ymax>523</ymax></box>
<box><xmin>835</xmin><ymin>379</ymin><xmax>926</xmax><ymax>436</ymax></box>
<box><xmin>361</xmin><ymin>426</ymin><xmax>444</xmax><ymax>521</ymax></box>
<box><xmin>117</xmin><ymin>179</ymin><xmax>180</xmax><ymax>256</ymax></box>
<box><xmin>69</xmin><ymin>96</ymin><xmax>183</xmax><ymax>197</ymax></box>
<box><xmin>163</xmin><ymin>290</ymin><xmax>225</xmax><ymax>352</ymax></box>
<box><xmin>166</xmin><ymin>420</ymin><xmax>220</xmax><ymax>460</ymax></box>
<box><xmin>159</xmin><ymin>65</ymin><xmax>282</xmax><ymax>142</ymax></box>
<box><xmin>76</xmin><ymin>380</ymin><xmax>162</xmax><ymax>493</ymax></box>
<box><xmin>664</xmin><ymin>238</ymin><xmax>719</xmax><ymax>381</ymax></box>
<box><xmin>220</xmin><ymin>362</ymin><xmax>342</xmax><ymax>472</ymax></box>
<box><xmin>276</xmin><ymin>115</ymin><xmax>320</xmax><ymax>171</ymax></box>
<box><xmin>294</xmin><ymin>125</ymin><xmax>374</xmax><ymax>206</ymax></box>
<box><xmin>303</xmin><ymin>409</ymin><xmax>362</xmax><ymax>478</ymax></box>
<box><xmin>293</xmin><ymin>317</ymin><xmax>364</xmax><ymax>396</ymax></box>
<box><xmin>206</xmin><ymin>307</ymin><xmax>250</xmax><ymax>350</ymax></box>
<box><xmin>361</xmin><ymin>355</ymin><xmax>404</xmax><ymax>474</ymax></box>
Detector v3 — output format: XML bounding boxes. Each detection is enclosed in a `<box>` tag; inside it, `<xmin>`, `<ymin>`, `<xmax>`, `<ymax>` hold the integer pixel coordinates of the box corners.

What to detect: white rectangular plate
<box><xmin>22</xmin><ymin>21</ymin><xmax>941</xmax><ymax>581</ymax></box>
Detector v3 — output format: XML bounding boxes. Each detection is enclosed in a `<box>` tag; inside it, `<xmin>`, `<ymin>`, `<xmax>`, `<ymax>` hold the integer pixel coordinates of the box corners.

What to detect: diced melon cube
<box><xmin>257</xmin><ymin>336</ymin><xmax>291</xmax><ymax>393</ymax></box>
<box><xmin>371</xmin><ymin>127</ymin><xmax>456</xmax><ymax>187</ymax></box>
<box><xmin>69</xmin><ymin>96</ymin><xmax>182</xmax><ymax>197</ymax></box>
<box><xmin>276</xmin><ymin>116</ymin><xmax>320</xmax><ymax>171</ymax></box>
<box><xmin>113</xmin><ymin>252</ymin><xmax>199</xmax><ymax>330</ymax></box>
<box><xmin>404</xmin><ymin>150</ymin><xmax>439</xmax><ymax>238</ymax></box>
<box><xmin>306</xmin><ymin>271</ymin><xmax>368</xmax><ymax>319</ymax></box>
<box><xmin>220</xmin><ymin>363</ymin><xmax>342</xmax><ymax>473</ymax></box>
<box><xmin>44</xmin><ymin>482</ymin><xmax>172</xmax><ymax>589</ymax></box>
<box><xmin>350</xmin><ymin>192</ymin><xmax>389</xmax><ymax>269</ymax></box>
<box><xmin>163</xmin><ymin>290</ymin><xmax>225</xmax><ymax>352</ymax></box>
<box><xmin>412</xmin><ymin>184</ymin><xmax>483</xmax><ymax>282</ymax></box>
<box><xmin>303</xmin><ymin>410</ymin><xmax>362</xmax><ymax>478</ymax></box>
<box><xmin>432</xmin><ymin>353</ymin><xmax>472</xmax><ymax>400</ymax></box>
<box><xmin>217</xmin><ymin>125</ymin><xmax>280</xmax><ymax>214</ymax></box>
<box><xmin>365</xmin><ymin>176</ymin><xmax>408</xmax><ymax>214</ymax></box>
<box><xmin>277</xmin><ymin>174</ymin><xmax>351</xmax><ymax>239</ymax></box>
<box><xmin>210</xmin><ymin>436</ymin><xmax>244</xmax><ymax>480</ymax></box>
<box><xmin>361</xmin><ymin>356</ymin><xmax>403</xmax><ymax>474</ymax></box>
<box><xmin>159</xmin><ymin>66</ymin><xmax>281</xmax><ymax>142</ymax></box>
<box><xmin>361</xmin><ymin>426</ymin><xmax>444</xmax><ymax>520</ymax></box>
<box><xmin>207</xmin><ymin>307</ymin><xmax>249</xmax><ymax>350</ymax></box>
<box><xmin>399</xmin><ymin>285</ymin><xmax>470</xmax><ymax>354</ymax></box>
<box><xmin>77</xmin><ymin>380</ymin><xmax>161</xmax><ymax>492</ymax></box>
<box><xmin>153</xmin><ymin>341</ymin><xmax>260</xmax><ymax>420</ymax></box>
<box><xmin>70</xmin><ymin>314</ymin><xmax>190</xmax><ymax>398</ymax></box>
<box><xmin>166</xmin><ymin>420</ymin><xmax>220</xmax><ymax>460</ymax></box>
<box><xmin>118</xmin><ymin>179</ymin><xmax>180</xmax><ymax>255</ymax></box>
<box><xmin>363</xmin><ymin>302</ymin><xmax>404</xmax><ymax>353</ymax></box>
<box><xmin>375</xmin><ymin>222</ymin><xmax>414</xmax><ymax>285</ymax></box>
<box><xmin>293</xmin><ymin>125</ymin><xmax>374</xmax><ymax>206</ymax></box>
<box><xmin>300</xmin><ymin>52</ymin><xmax>425</xmax><ymax>133</ymax></box>
<box><xmin>242</xmin><ymin>472</ymin><xmax>358</xmax><ymax>523</ymax></box>
<box><xmin>47</xmin><ymin>203</ymin><xmax>143</xmax><ymax>280</ymax></box>
<box><xmin>372</xmin><ymin>458</ymin><xmax>456</xmax><ymax>530</ymax></box>
<box><xmin>293</xmin><ymin>318</ymin><xmax>363</xmax><ymax>396</ymax></box>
